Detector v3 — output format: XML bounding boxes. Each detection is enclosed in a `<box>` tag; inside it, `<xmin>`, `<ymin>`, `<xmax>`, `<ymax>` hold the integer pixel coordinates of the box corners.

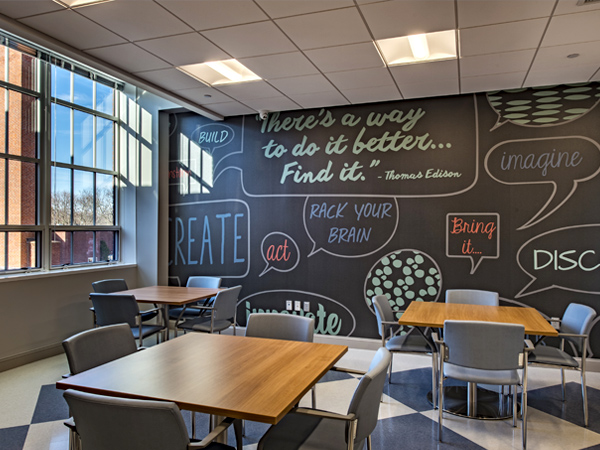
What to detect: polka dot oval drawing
<box><xmin>364</xmin><ymin>249</ymin><xmax>442</xmax><ymax>321</ymax></box>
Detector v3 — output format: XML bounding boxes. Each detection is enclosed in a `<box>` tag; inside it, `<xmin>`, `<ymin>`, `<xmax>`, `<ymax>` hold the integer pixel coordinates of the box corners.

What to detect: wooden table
<box><xmin>116</xmin><ymin>286</ymin><xmax>223</xmax><ymax>340</ymax></box>
<box><xmin>398</xmin><ymin>301</ymin><xmax>557</xmax><ymax>419</ymax></box>
<box><xmin>56</xmin><ymin>333</ymin><xmax>348</xmax><ymax>425</ymax></box>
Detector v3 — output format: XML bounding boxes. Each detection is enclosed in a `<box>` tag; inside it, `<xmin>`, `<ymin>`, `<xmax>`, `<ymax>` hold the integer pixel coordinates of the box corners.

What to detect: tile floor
<box><xmin>2</xmin><ymin>345</ymin><xmax>600</xmax><ymax>449</ymax></box>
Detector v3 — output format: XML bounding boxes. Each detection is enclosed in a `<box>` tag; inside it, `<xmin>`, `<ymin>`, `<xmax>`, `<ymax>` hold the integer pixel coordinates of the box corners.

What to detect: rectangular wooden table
<box><xmin>116</xmin><ymin>286</ymin><xmax>223</xmax><ymax>340</ymax></box>
<box><xmin>56</xmin><ymin>333</ymin><xmax>348</xmax><ymax>425</ymax></box>
<box><xmin>398</xmin><ymin>301</ymin><xmax>557</xmax><ymax>419</ymax></box>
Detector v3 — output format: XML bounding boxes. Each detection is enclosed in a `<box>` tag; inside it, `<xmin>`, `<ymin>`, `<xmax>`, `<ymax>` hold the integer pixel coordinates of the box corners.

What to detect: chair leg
<box><xmin>438</xmin><ymin>373</ymin><xmax>444</xmax><ymax>441</ymax></box>
<box><xmin>522</xmin><ymin>383</ymin><xmax>528</xmax><ymax>450</ymax></box>
<box><xmin>431</xmin><ymin>352</ymin><xmax>438</xmax><ymax>409</ymax></box>
<box><xmin>233</xmin><ymin>419</ymin><xmax>243</xmax><ymax>450</ymax></box>
<box><xmin>561</xmin><ymin>368</ymin><xmax>566</xmax><ymax>401</ymax></box>
<box><xmin>367</xmin><ymin>434</ymin><xmax>372</xmax><ymax>450</ymax></box>
<box><xmin>582</xmin><ymin>370</ymin><xmax>589</xmax><ymax>427</ymax></box>
<box><xmin>388</xmin><ymin>353</ymin><xmax>393</xmax><ymax>384</ymax></box>
<box><xmin>192</xmin><ymin>411</ymin><xmax>196</xmax><ymax>439</ymax></box>
<box><xmin>311</xmin><ymin>385</ymin><xmax>316</xmax><ymax>408</ymax></box>
<box><xmin>512</xmin><ymin>385</ymin><xmax>517</xmax><ymax>428</ymax></box>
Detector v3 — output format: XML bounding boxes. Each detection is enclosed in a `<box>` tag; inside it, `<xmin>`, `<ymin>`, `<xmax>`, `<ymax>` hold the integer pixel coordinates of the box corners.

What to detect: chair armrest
<box><xmin>188</xmin><ymin>417</ymin><xmax>236</xmax><ymax>449</ymax></box>
<box><xmin>432</xmin><ymin>332</ymin><xmax>443</xmax><ymax>345</ymax></box>
<box><xmin>141</xmin><ymin>306</ymin><xmax>162</xmax><ymax>314</ymax></box>
<box><xmin>524</xmin><ymin>339</ymin><xmax>534</xmax><ymax>352</ymax></box>
<box><xmin>557</xmin><ymin>332</ymin><xmax>587</xmax><ymax>339</ymax></box>
<box><xmin>330</xmin><ymin>366</ymin><xmax>367</xmax><ymax>375</ymax></box>
<box><xmin>381</xmin><ymin>320</ymin><xmax>400</xmax><ymax>326</ymax></box>
<box><xmin>292</xmin><ymin>407</ymin><xmax>356</xmax><ymax>422</ymax></box>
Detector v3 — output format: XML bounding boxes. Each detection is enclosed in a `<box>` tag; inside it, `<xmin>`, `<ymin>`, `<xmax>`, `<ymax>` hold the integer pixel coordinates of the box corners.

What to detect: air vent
<box><xmin>577</xmin><ymin>0</ymin><xmax>600</xmax><ymax>5</ymax></box>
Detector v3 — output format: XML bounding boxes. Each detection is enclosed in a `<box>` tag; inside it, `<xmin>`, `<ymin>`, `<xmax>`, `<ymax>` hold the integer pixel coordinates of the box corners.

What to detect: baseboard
<box><xmin>0</xmin><ymin>343</ymin><xmax>64</xmax><ymax>373</ymax></box>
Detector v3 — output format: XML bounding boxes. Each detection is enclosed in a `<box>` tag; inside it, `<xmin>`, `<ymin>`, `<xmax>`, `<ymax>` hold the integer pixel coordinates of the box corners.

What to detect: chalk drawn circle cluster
<box><xmin>365</xmin><ymin>250</ymin><xmax>442</xmax><ymax>328</ymax></box>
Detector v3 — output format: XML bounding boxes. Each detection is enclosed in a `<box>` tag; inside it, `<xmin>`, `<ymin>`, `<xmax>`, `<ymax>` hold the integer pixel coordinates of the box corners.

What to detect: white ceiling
<box><xmin>1</xmin><ymin>0</ymin><xmax>599</xmax><ymax>119</ymax></box>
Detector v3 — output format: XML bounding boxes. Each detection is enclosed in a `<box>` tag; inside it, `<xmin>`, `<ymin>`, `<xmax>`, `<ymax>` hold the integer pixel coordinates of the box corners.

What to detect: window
<box><xmin>0</xmin><ymin>35</ymin><xmax>121</xmax><ymax>274</ymax></box>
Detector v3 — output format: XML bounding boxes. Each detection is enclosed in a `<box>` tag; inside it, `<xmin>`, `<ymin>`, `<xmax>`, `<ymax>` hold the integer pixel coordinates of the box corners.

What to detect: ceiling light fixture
<box><xmin>375</xmin><ymin>30</ymin><xmax>457</xmax><ymax>67</ymax></box>
<box><xmin>53</xmin><ymin>0</ymin><xmax>114</xmax><ymax>8</ymax></box>
<box><xmin>177</xmin><ymin>59</ymin><xmax>261</xmax><ymax>87</ymax></box>
<box><xmin>408</xmin><ymin>34</ymin><xmax>430</xmax><ymax>60</ymax></box>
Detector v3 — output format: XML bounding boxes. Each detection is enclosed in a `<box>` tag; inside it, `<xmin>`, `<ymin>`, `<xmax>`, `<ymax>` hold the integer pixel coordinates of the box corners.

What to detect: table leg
<box><xmin>210</xmin><ymin>415</ymin><xmax>228</xmax><ymax>444</ymax></box>
<box><xmin>163</xmin><ymin>304</ymin><xmax>170</xmax><ymax>341</ymax></box>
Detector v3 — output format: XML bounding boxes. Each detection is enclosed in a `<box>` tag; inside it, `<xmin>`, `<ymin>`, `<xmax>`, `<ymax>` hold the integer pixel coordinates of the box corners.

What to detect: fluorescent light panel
<box><xmin>53</xmin><ymin>0</ymin><xmax>114</xmax><ymax>8</ymax></box>
<box><xmin>177</xmin><ymin>59</ymin><xmax>261</xmax><ymax>86</ymax></box>
<box><xmin>376</xmin><ymin>30</ymin><xmax>457</xmax><ymax>66</ymax></box>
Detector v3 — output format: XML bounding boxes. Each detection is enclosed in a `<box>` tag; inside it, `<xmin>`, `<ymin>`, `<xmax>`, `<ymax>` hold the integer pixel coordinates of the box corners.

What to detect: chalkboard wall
<box><xmin>168</xmin><ymin>83</ymin><xmax>600</xmax><ymax>355</ymax></box>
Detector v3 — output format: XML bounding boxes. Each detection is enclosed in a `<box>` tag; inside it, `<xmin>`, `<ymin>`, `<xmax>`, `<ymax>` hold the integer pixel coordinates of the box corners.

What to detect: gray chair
<box><xmin>246</xmin><ymin>313</ymin><xmax>315</xmax><ymax>406</ymax></box>
<box><xmin>445</xmin><ymin>289</ymin><xmax>499</xmax><ymax>306</ymax></box>
<box><xmin>62</xmin><ymin>323</ymin><xmax>141</xmax><ymax>450</ymax></box>
<box><xmin>169</xmin><ymin>276</ymin><xmax>222</xmax><ymax>329</ymax></box>
<box><xmin>63</xmin><ymin>389</ymin><xmax>241</xmax><ymax>450</ymax></box>
<box><xmin>89</xmin><ymin>293</ymin><xmax>164</xmax><ymax>347</ymax></box>
<box><xmin>529</xmin><ymin>303</ymin><xmax>597</xmax><ymax>427</ymax></box>
<box><xmin>177</xmin><ymin>286</ymin><xmax>241</xmax><ymax>335</ymax></box>
<box><xmin>257</xmin><ymin>347</ymin><xmax>391</xmax><ymax>450</ymax></box>
<box><xmin>437</xmin><ymin>320</ymin><xmax>530</xmax><ymax>449</ymax></box>
<box><xmin>92</xmin><ymin>278</ymin><xmax>158</xmax><ymax>323</ymax></box>
<box><xmin>372</xmin><ymin>295</ymin><xmax>436</xmax><ymax>391</ymax></box>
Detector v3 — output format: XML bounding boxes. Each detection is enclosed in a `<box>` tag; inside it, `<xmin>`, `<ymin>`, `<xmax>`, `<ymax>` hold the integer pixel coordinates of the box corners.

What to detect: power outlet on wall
<box><xmin>286</xmin><ymin>300</ymin><xmax>293</xmax><ymax>310</ymax></box>
<box><xmin>303</xmin><ymin>301</ymin><xmax>310</xmax><ymax>312</ymax></box>
<box><xmin>294</xmin><ymin>300</ymin><xmax>302</xmax><ymax>311</ymax></box>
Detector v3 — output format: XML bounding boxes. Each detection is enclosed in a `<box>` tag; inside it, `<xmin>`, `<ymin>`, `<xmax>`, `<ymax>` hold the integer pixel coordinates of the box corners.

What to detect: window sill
<box><xmin>0</xmin><ymin>262</ymin><xmax>137</xmax><ymax>284</ymax></box>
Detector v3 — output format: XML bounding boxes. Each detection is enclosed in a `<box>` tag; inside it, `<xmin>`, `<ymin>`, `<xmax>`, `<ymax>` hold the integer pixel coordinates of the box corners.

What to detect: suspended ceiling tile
<box><xmin>256</xmin><ymin>0</ymin><xmax>354</xmax><ymax>18</ymax></box>
<box><xmin>305</xmin><ymin>42</ymin><xmax>383</xmax><ymax>73</ymax></box>
<box><xmin>459</xmin><ymin>18</ymin><xmax>548</xmax><ymax>57</ymax></box>
<box><xmin>0</xmin><ymin>0</ymin><xmax>63</xmax><ymax>18</ymax></box>
<box><xmin>76</xmin><ymin>0</ymin><xmax>193</xmax><ymax>42</ymax></box>
<box><xmin>532</xmin><ymin>41</ymin><xmax>600</xmax><ymax>70</ymax></box>
<box><xmin>460</xmin><ymin>50</ymin><xmax>536</xmax><ymax>78</ymax></box>
<box><xmin>203</xmin><ymin>101</ymin><xmax>255</xmax><ymax>117</ymax></box>
<box><xmin>268</xmin><ymin>74</ymin><xmax>336</xmax><ymax>96</ymax></box>
<box><xmin>215</xmin><ymin>80</ymin><xmax>281</xmax><ymax>102</ymax></box>
<box><xmin>20</xmin><ymin>9</ymin><xmax>126</xmax><ymax>50</ymax></box>
<box><xmin>542</xmin><ymin>10</ymin><xmax>600</xmax><ymax>47</ymax></box>
<box><xmin>156</xmin><ymin>0</ymin><xmax>268</xmax><ymax>31</ymax></box>
<box><xmin>399</xmin><ymin>77</ymin><xmax>460</xmax><ymax>99</ymax></box>
<box><xmin>360</xmin><ymin>0</ymin><xmax>456</xmax><ymax>40</ymax></box>
<box><xmin>238</xmin><ymin>52</ymin><xmax>319</xmax><ymax>80</ymax></box>
<box><xmin>287</xmin><ymin>90</ymin><xmax>349</xmax><ymax>109</ymax></box>
<box><xmin>524</xmin><ymin>64</ymin><xmax>599</xmax><ymax>87</ymax></box>
<box><xmin>276</xmin><ymin>7</ymin><xmax>371</xmax><ymax>50</ymax></box>
<box><xmin>456</xmin><ymin>0</ymin><xmax>554</xmax><ymax>28</ymax></box>
<box><xmin>201</xmin><ymin>21</ymin><xmax>296</xmax><ymax>58</ymax></box>
<box><xmin>173</xmin><ymin>87</ymin><xmax>234</xmax><ymax>105</ymax></box>
<box><xmin>135</xmin><ymin>67</ymin><xmax>203</xmax><ymax>90</ymax></box>
<box><xmin>341</xmin><ymin>85</ymin><xmax>402</xmax><ymax>104</ymax></box>
<box><xmin>136</xmin><ymin>33</ymin><xmax>229</xmax><ymax>67</ymax></box>
<box><xmin>85</xmin><ymin>43</ymin><xmax>171</xmax><ymax>73</ymax></box>
<box><xmin>460</xmin><ymin>72</ymin><xmax>527</xmax><ymax>94</ymax></box>
<box><xmin>390</xmin><ymin>59</ymin><xmax>459</xmax><ymax>85</ymax></box>
<box><xmin>242</xmin><ymin>96</ymin><xmax>301</xmax><ymax>112</ymax></box>
<box><xmin>554</xmin><ymin>0</ymin><xmax>600</xmax><ymax>15</ymax></box>
<box><xmin>327</xmin><ymin>67</ymin><xmax>396</xmax><ymax>90</ymax></box>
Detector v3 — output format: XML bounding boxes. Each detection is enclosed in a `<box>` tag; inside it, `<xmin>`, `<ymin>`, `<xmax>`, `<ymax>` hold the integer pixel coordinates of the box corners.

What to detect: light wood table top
<box><xmin>398</xmin><ymin>301</ymin><xmax>558</xmax><ymax>336</ymax></box>
<box><xmin>116</xmin><ymin>286</ymin><xmax>222</xmax><ymax>306</ymax></box>
<box><xmin>56</xmin><ymin>333</ymin><xmax>348</xmax><ymax>424</ymax></box>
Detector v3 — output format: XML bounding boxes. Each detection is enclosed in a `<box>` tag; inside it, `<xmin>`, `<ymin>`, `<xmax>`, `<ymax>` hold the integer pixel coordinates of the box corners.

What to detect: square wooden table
<box><xmin>397</xmin><ymin>301</ymin><xmax>557</xmax><ymax>419</ymax></box>
<box><xmin>56</xmin><ymin>333</ymin><xmax>348</xmax><ymax>425</ymax></box>
<box><xmin>116</xmin><ymin>286</ymin><xmax>223</xmax><ymax>339</ymax></box>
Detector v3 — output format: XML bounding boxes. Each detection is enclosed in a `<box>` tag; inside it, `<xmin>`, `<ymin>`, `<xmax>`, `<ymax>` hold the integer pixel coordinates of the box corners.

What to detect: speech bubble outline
<box><xmin>487</xmin><ymin>84</ymin><xmax>600</xmax><ymax>131</ymax></box>
<box><xmin>516</xmin><ymin>223</ymin><xmax>600</xmax><ymax>298</ymax></box>
<box><xmin>446</xmin><ymin>212</ymin><xmax>500</xmax><ymax>274</ymax></box>
<box><xmin>485</xmin><ymin>136</ymin><xmax>600</xmax><ymax>230</ymax></box>
<box><xmin>259</xmin><ymin>232</ymin><xmax>300</xmax><ymax>277</ymax></box>
<box><xmin>238</xmin><ymin>289</ymin><xmax>357</xmax><ymax>336</ymax></box>
<box><xmin>303</xmin><ymin>197</ymin><xmax>399</xmax><ymax>258</ymax></box>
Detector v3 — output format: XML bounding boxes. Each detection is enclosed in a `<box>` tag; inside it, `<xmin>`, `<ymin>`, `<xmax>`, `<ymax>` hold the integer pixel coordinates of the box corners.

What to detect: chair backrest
<box><xmin>92</xmin><ymin>279</ymin><xmax>128</xmax><ymax>293</ymax></box>
<box><xmin>62</xmin><ymin>323</ymin><xmax>137</xmax><ymax>375</ymax></box>
<box><xmin>372</xmin><ymin>295</ymin><xmax>396</xmax><ymax>338</ymax></box>
<box><xmin>63</xmin><ymin>390</ymin><xmax>190</xmax><ymax>450</ymax></box>
<box><xmin>445</xmin><ymin>289</ymin><xmax>499</xmax><ymax>306</ymax></box>
<box><xmin>89</xmin><ymin>293</ymin><xmax>140</xmax><ymax>327</ymax></box>
<box><xmin>246</xmin><ymin>313</ymin><xmax>314</xmax><ymax>342</ymax></box>
<box><xmin>346</xmin><ymin>347</ymin><xmax>391</xmax><ymax>444</ymax></box>
<box><xmin>212</xmin><ymin>286</ymin><xmax>242</xmax><ymax>321</ymax></box>
<box><xmin>444</xmin><ymin>320</ymin><xmax>524</xmax><ymax>371</ymax></box>
<box><xmin>561</xmin><ymin>303</ymin><xmax>597</xmax><ymax>353</ymax></box>
<box><xmin>186</xmin><ymin>276</ymin><xmax>222</xmax><ymax>288</ymax></box>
